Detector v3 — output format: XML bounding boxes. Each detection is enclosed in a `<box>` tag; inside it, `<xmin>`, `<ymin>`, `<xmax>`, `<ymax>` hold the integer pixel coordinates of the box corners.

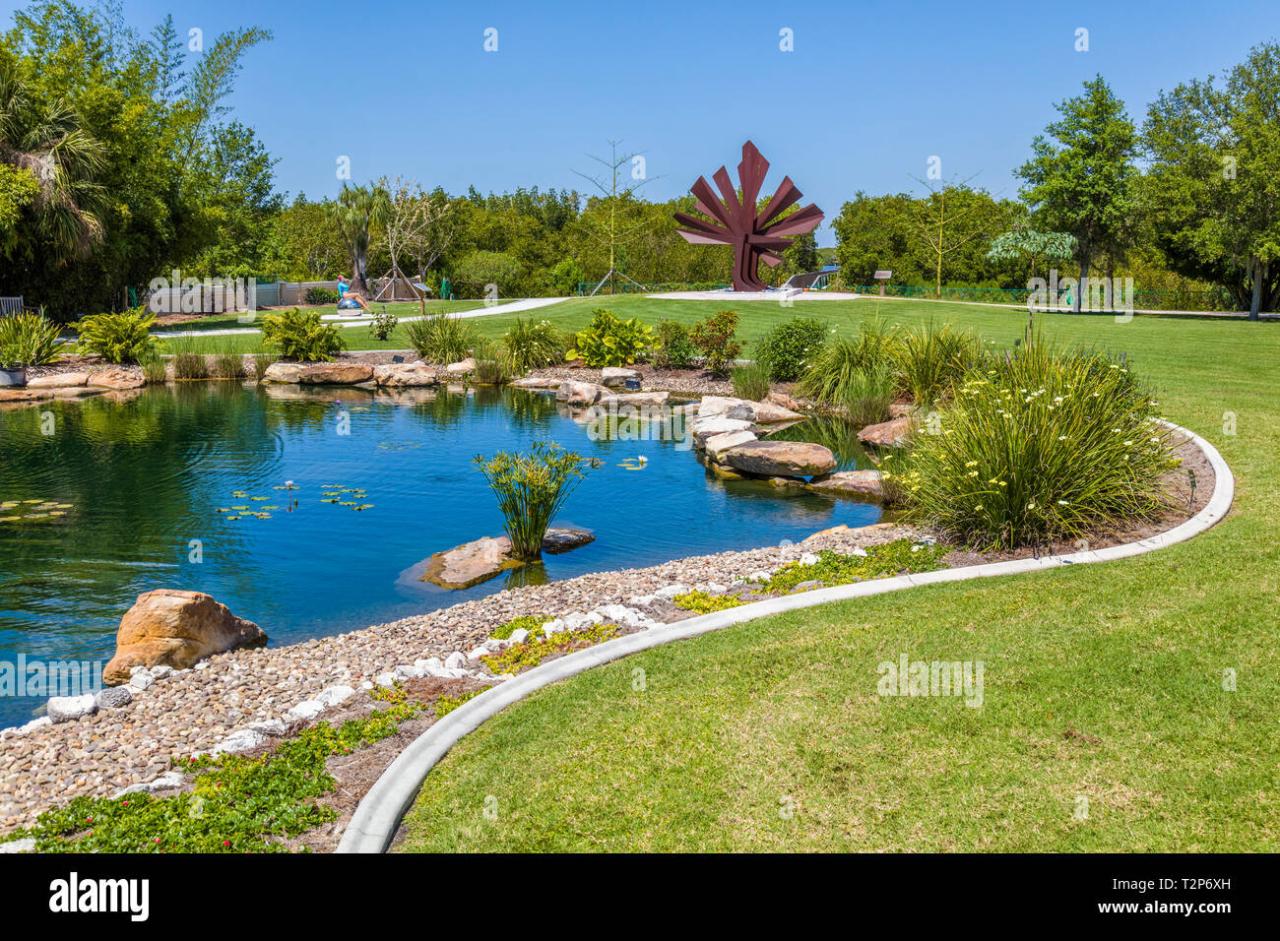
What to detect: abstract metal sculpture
<box><xmin>674</xmin><ymin>140</ymin><xmax>824</xmax><ymax>292</ymax></box>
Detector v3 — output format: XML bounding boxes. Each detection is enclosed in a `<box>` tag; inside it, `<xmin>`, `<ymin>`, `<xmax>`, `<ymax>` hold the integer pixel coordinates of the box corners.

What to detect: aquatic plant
<box><xmin>474</xmin><ymin>442</ymin><xmax>589</xmax><ymax>562</ymax></box>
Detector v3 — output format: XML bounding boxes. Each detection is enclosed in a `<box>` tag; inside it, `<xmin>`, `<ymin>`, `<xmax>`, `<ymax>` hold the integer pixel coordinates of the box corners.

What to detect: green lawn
<box><xmin>397</xmin><ymin>296</ymin><xmax>1280</xmax><ymax>853</ymax></box>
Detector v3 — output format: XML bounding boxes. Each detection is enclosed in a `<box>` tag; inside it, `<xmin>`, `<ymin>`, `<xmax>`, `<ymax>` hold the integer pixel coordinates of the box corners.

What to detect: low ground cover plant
<box><xmin>673</xmin><ymin>590</ymin><xmax>745</xmax><ymax>614</ymax></box>
<box><xmin>260</xmin><ymin>308</ymin><xmax>344</xmax><ymax>362</ymax></box>
<box><xmin>889</xmin><ymin>334</ymin><xmax>1174</xmax><ymax>549</ymax></box>
<box><xmin>405</xmin><ymin>312</ymin><xmax>474</xmax><ymax>364</ymax></box>
<box><xmin>491</xmin><ymin>613</ymin><xmax>548</xmax><ymax>639</ymax></box>
<box><xmin>763</xmin><ymin>539</ymin><xmax>949</xmax><ymax>593</ymax></box>
<box><xmin>20</xmin><ymin>698</ymin><xmax>422</xmax><ymax>853</ymax></box>
<box><xmin>567</xmin><ymin>309</ymin><xmax>653</xmax><ymax>367</ymax></box>
<box><xmin>75</xmin><ymin>308</ymin><xmax>156</xmax><ymax>364</ymax></box>
<box><xmin>755</xmin><ymin>316</ymin><xmax>828</xmax><ymax>382</ymax></box>
<box><xmin>481</xmin><ymin>622</ymin><xmax>620</xmax><ymax>675</ymax></box>
<box><xmin>0</xmin><ymin>311</ymin><xmax>62</xmax><ymax>366</ymax></box>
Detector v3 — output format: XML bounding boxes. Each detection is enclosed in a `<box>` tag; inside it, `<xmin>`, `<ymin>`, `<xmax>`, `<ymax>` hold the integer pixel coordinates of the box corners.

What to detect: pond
<box><xmin>0</xmin><ymin>383</ymin><xmax>879</xmax><ymax>727</ymax></box>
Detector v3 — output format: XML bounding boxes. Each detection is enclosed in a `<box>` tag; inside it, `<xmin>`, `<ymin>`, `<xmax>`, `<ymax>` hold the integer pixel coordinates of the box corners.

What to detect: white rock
<box><xmin>194</xmin><ymin>662</ymin><xmax>209</xmax><ymax>671</ymax></box>
<box><xmin>16</xmin><ymin>716</ymin><xmax>52</xmax><ymax>736</ymax></box>
<box><xmin>542</xmin><ymin>619</ymin><xmax>566</xmax><ymax>637</ymax></box>
<box><xmin>414</xmin><ymin>658</ymin><xmax>442</xmax><ymax>673</ymax></box>
<box><xmin>444</xmin><ymin>652</ymin><xmax>467</xmax><ymax>670</ymax></box>
<box><xmin>286</xmin><ymin>700</ymin><xmax>325</xmax><ymax>721</ymax></box>
<box><xmin>316</xmin><ymin>684</ymin><xmax>356</xmax><ymax>707</ymax></box>
<box><xmin>359</xmin><ymin>680</ymin><xmax>374</xmax><ymax>691</ymax></box>
<box><xmin>467</xmin><ymin>646</ymin><xmax>489</xmax><ymax>661</ymax></box>
<box><xmin>149</xmin><ymin>665</ymin><xmax>174</xmax><ymax>679</ymax></box>
<box><xmin>705</xmin><ymin>429</ymin><xmax>758</xmax><ymax>461</ymax></box>
<box><xmin>393</xmin><ymin>664</ymin><xmax>421</xmax><ymax>680</ymax></box>
<box><xmin>654</xmin><ymin>584</ymin><xmax>688</xmax><ymax>599</ymax></box>
<box><xmin>47</xmin><ymin>694</ymin><xmax>97</xmax><ymax>723</ymax></box>
<box><xmin>563</xmin><ymin>611</ymin><xmax>604</xmax><ymax>631</ymax></box>
<box><xmin>799</xmin><ymin>552</ymin><xmax>821</xmax><ymax>565</ymax></box>
<box><xmin>594</xmin><ymin>604</ymin><xmax>658</xmax><ymax>629</ymax></box>
<box><xmin>628</xmin><ymin>594</ymin><xmax>657</xmax><ymax>606</ymax></box>
<box><xmin>0</xmin><ymin>839</ymin><xmax>36</xmax><ymax>854</ymax></box>
<box><xmin>247</xmin><ymin>718</ymin><xmax>288</xmax><ymax>736</ymax></box>
<box><xmin>747</xmin><ymin>570</ymin><xmax>773</xmax><ymax>582</ymax></box>
<box><xmin>852</xmin><ymin>547</ymin><xmax>869</xmax><ymax>557</ymax></box>
<box><xmin>375</xmin><ymin>671</ymin><xmax>397</xmax><ymax>687</ymax></box>
<box><xmin>212</xmin><ymin>728</ymin><xmax>266</xmax><ymax>755</ymax></box>
<box><xmin>507</xmin><ymin>628</ymin><xmax>529</xmax><ymax>644</ymax></box>
<box><xmin>129</xmin><ymin>670</ymin><xmax>155</xmax><ymax>691</ymax></box>
<box><xmin>113</xmin><ymin>770</ymin><xmax>185</xmax><ymax>798</ymax></box>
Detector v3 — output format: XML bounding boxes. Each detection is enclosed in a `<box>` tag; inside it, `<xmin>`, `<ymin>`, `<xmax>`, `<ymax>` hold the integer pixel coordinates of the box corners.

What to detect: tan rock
<box><xmin>26</xmin><ymin>371</ymin><xmax>90</xmax><ymax>389</ymax></box>
<box><xmin>601</xmin><ymin>366</ymin><xmax>639</xmax><ymax>388</ymax></box>
<box><xmin>858</xmin><ymin>416</ymin><xmax>912</xmax><ymax>447</ymax></box>
<box><xmin>698</xmin><ymin>395</ymin><xmax>755</xmax><ymax>421</ymax></box>
<box><xmin>691</xmin><ymin>416</ymin><xmax>754</xmax><ymax>447</ymax></box>
<box><xmin>262</xmin><ymin>362</ymin><xmax>306</xmax><ymax>383</ymax></box>
<box><xmin>598</xmin><ymin>390</ymin><xmax>669</xmax><ymax>407</ymax></box>
<box><xmin>750</xmin><ymin>399</ymin><xmax>804</xmax><ymax>423</ymax></box>
<box><xmin>556</xmin><ymin>380</ymin><xmax>608</xmax><ymax>406</ymax></box>
<box><xmin>723</xmin><ymin>440</ymin><xmax>837</xmax><ymax>478</ymax></box>
<box><xmin>510</xmin><ymin>376</ymin><xmax>561</xmax><ymax>389</ymax></box>
<box><xmin>103</xmin><ymin>590</ymin><xmax>267</xmax><ymax>685</ymax></box>
<box><xmin>422</xmin><ymin>536</ymin><xmax>517</xmax><ymax>589</ymax></box>
<box><xmin>704</xmin><ymin>429</ymin><xmax>757</xmax><ymax>461</ymax></box>
<box><xmin>373</xmin><ymin>363</ymin><xmax>438</xmax><ymax>387</ymax></box>
<box><xmin>88</xmin><ymin>367</ymin><xmax>145</xmax><ymax>390</ymax></box>
<box><xmin>297</xmin><ymin>363</ymin><xmax>375</xmax><ymax>385</ymax></box>
<box><xmin>445</xmin><ymin>358</ymin><xmax>477</xmax><ymax>375</ymax></box>
<box><xmin>807</xmin><ymin>469</ymin><xmax>884</xmax><ymax>500</ymax></box>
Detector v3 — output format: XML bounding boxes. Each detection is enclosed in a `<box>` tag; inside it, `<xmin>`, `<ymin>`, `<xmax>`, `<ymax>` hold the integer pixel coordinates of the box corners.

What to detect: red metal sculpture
<box><xmin>674</xmin><ymin>140</ymin><xmax>824</xmax><ymax>292</ymax></box>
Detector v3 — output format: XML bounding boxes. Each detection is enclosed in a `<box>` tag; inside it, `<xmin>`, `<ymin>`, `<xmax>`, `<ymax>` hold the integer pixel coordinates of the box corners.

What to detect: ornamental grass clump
<box><xmin>890</xmin><ymin>334</ymin><xmax>1175</xmax><ymax>550</ymax></box>
<box><xmin>502</xmin><ymin>317</ymin><xmax>565</xmax><ymax>373</ymax></box>
<box><xmin>474</xmin><ymin>442</ymin><xmax>589</xmax><ymax>562</ymax></box>
<box><xmin>0</xmin><ymin>310</ymin><xmax>62</xmax><ymax>366</ymax></box>
<box><xmin>798</xmin><ymin>316</ymin><xmax>901</xmax><ymax>406</ymax></box>
<box><xmin>892</xmin><ymin>321</ymin><xmax>985</xmax><ymax>407</ymax></box>
<box><xmin>404</xmin><ymin>312</ymin><xmax>474</xmax><ymax>364</ymax></box>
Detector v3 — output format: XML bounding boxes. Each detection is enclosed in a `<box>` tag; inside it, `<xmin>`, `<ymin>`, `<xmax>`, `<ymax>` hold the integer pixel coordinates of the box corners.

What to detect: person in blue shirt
<box><xmin>336</xmin><ymin>275</ymin><xmax>370</xmax><ymax>312</ymax></box>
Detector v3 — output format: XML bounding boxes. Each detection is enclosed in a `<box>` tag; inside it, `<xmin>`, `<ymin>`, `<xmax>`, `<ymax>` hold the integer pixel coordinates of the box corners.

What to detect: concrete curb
<box><xmin>336</xmin><ymin>420</ymin><xmax>1234</xmax><ymax>853</ymax></box>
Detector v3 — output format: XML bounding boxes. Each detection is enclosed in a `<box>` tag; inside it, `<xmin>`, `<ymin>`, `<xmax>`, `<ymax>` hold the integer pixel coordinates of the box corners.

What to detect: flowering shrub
<box><xmin>689</xmin><ymin>309</ymin><xmax>742</xmax><ymax>376</ymax></box>
<box><xmin>888</xmin><ymin>335</ymin><xmax>1175</xmax><ymax>549</ymax></box>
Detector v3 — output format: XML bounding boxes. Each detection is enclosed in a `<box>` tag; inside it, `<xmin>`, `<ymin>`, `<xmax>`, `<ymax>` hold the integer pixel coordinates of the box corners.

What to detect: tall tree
<box><xmin>332</xmin><ymin>183</ymin><xmax>389</xmax><ymax>294</ymax></box>
<box><xmin>1018</xmin><ymin>76</ymin><xmax>1138</xmax><ymax>310</ymax></box>
<box><xmin>1143</xmin><ymin>43</ymin><xmax>1280</xmax><ymax>318</ymax></box>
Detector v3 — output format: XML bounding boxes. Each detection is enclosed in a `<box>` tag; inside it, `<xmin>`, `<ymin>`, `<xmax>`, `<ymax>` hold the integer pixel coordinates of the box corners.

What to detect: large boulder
<box><xmin>698</xmin><ymin>396</ymin><xmax>756</xmax><ymax>421</ymax></box>
<box><xmin>858</xmin><ymin>416</ymin><xmax>912</xmax><ymax>448</ymax></box>
<box><xmin>298</xmin><ymin>363</ymin><xmax>375</xmax><ymax>385</ymax></box>
<box><xmin>511</xmin><ymin>376</ymin><xmax>561</xmax><ymax>389</ymax></box>
<box><xmin>704</xmin><ymin>429</ymin><xmax>757</xmax><ymax>461</ymax></box>
<box><xmin>26</xmin><ymin>371</ymin><xmax>90</xmax><ymax>389</ymax></box>
<box><xmin>556</xmin><ymin>380</ymin><xmax>608</xmax><ymax>406</ymax></box>
<box><xmin>445</xmin><ymin>358</ymin><xmax>477</xmax><ymax>375</ymax></box>
<box><xmin>807</xmin><ymin>469</ymin><xmax>884</xmax><ymax>500</ymax></box>
<box><xmin>540</xmin><ymin>526</ymin><xmax>596</xmax><ymax>554</ymax></box>
<box><xmin>750</xmin><ymin>399</ymin><xmax>804</xmax><ymax>424</ymax></box>
<box><xmin>89</xmin><ymin>367</ymin><xmax>145</xmax><ymax>390</ymax></box>
<box><xmin>601</xmin><ymin>367</ymin><xmax>639</xmax><ymax>388</ymax></box>
<box><xmin>599</xmin><ymin>390</ymin><xmax>669</xmax><ymax>407</ymax></box>
<box><xmin>723</xmin><ymin>440</ymin><xmax>837</xmax><ymax>479</ymax></box>
<box><xmin>422</xmin><ymin>528</ymin><xmax>596</xmax><ymax>589</ymax></box>
<box><xmin>262</xmin><ymin>362</ymin><xmax>307</xmax><ymax>384</ymax></box>
<box><xmin>373</xmin><ymin>363</ymin><xmax>438</xmax><ymax>387</ymax></box>
<box><xmin>103</xmin><ymin>590</ymin><xmax>268</xmax><ymax>685</ymax></box>
<box><xmin>691</xmin><ymin>416</ymin><xmax>754</xmax><ymax>447</ymax></box>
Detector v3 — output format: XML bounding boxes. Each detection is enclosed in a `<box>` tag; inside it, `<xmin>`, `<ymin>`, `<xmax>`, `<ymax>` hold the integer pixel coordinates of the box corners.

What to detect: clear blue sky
<box><xmin>3</xmin><ymin>0</ymin><xmax>1276</xmax><ymax>244</ymax></box>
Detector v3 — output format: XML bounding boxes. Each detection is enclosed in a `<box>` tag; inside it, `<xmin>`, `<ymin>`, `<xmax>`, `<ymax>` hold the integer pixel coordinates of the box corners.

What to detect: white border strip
<box><xmin>337</xmin><ymin>420</ymin><xmax>1233</xmax><ymax>853</ymax></box>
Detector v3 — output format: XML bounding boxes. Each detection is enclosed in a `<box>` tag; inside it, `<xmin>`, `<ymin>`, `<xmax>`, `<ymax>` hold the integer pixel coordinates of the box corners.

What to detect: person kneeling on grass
<box><xmin>336</xmin><ymin>275</ymin><xmax>371</xmax><ymax>312</ymax></box>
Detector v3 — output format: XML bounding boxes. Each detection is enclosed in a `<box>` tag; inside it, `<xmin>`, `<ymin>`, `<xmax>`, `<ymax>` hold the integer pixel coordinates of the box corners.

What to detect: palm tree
<box><xmin>0</xmin><ymin>59</ymin><xmax>106</xmax><ymax>265</ymax></box>
<box><xmin>331</xmin><ymin>183</ymin><xmax>389</xmax><ymax>295</ymax></box>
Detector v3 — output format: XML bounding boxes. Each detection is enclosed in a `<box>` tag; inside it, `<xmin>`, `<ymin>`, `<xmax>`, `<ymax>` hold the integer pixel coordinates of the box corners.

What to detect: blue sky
<box><xmin>3</xmin><ymin>0</ymin><xmax>1275</xmax><ymax>243</ymax></box>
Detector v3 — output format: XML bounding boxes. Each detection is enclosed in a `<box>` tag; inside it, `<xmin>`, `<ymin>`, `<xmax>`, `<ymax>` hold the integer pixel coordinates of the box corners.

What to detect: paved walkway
<box><xmin>152</xmin><ymin>297</ymin><xmax>569</xmax><ymax>339</ymax></box>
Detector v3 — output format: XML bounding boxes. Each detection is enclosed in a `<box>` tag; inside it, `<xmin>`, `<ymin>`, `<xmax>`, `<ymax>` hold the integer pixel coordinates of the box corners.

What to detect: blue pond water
<box><xmin>0</xmin><ymin>383</ymin><xmax>878</xmax><ymax>727</ymax></box>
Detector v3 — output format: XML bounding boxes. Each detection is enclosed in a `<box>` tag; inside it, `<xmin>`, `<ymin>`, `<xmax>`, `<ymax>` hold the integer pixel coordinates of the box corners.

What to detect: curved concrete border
<box><xmin>337</xmin><ymin>420</ymin><xmax>1234</xmax><ymax>853</ymax></box>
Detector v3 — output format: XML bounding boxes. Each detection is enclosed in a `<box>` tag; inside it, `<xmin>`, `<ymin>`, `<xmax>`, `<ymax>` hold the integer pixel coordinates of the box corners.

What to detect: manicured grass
<box><xmin>398</xmin><ymin>296</ymin><xmax>1280</xmax><ymax>852</ymax></box>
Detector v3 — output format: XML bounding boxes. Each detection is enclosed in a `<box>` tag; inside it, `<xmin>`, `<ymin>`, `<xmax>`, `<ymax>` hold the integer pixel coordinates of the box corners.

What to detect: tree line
<box><xmin>1</xmin><ymin>3</ymin><xmax>1275</xmax><ymax>318</ymax></box>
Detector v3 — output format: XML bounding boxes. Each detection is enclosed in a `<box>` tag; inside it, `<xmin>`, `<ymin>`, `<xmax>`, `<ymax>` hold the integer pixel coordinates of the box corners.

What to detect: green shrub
<box><xmin>762</xmin><ymin>540</ymin><xmax>948</xmax><ymax>593</ymax></box>
<box><xmin>75</xmin><ymin>308</ymin><xmax>156</xmax><ymax>364</ymax></box>
<box><xmin>893</xmin><ymin>321</ymin><xmax>985</xmax><ymax>407</ymax></box>
<box><xmin>755</xmin><ymin>317</ymin><xmax>828</xmax><ymax>382</ymax></box>
<box><xmin>502</xmin><ymin>318</ymin><xmax>564</xmax><ymax>373</ymax></box>
<box><xmin>472</xmin><ymin>338</ymin><xmax>512</xmax><ymax>385</ymax></box>
<box><xmin>567</xmin><ymin>309</ymin><xmax>653</xmax><ymax>367</ymax></box>
<box><xmin>172</xmin><ymin>349</ymin><xmax>209</xmax><ymax>380</ymax></box>
<box><xmin>673</xmin><ymin>590</ymin><xmax>744</xmax><ymax>614</ymax></box>
<box><xmin>0</xmin><ymin>311</ymin><xmax>63</xmax><ymax>367</ymax></box>
<box><xmin>837</xmin><ymin>364</ymin><xmax>896</xmax><ymax>426</ymax></box>
<box><xmin>689</xmin><ymin>309</ymin><xmax>742</xmax><ymax>376</ymax></box>
<box><xmin>260</xmin><ymin>308</ymin><xmax>345</xmax><ymax>362</ymax></box>
<box><xmin>652</xmin><ymin>320</ymin><xmax>698</xmax><ymax>369</ymax></box>
<box><xmin>305</xmin><ymin>286</ymin><xmax>339</xmax><ymax>305</ymax></box>
<box><xmin>730</xmin><ymin>360</ymin><xmax>771</xmax><ymax>401</ymax></box>
<box><xmin>474</xmin><ymin>442</ymin><xmax>590</xmax><ymax>561</ymax></box>
<box><xmin>139</xmin><ymin>353</ymin><xmax>168</xmax><ymax>384</ymax></box>
<box><xmin>211</xmin><ymin>352</ymin><xmax>245</xmax><ymax>380</ymax></box>
<box><xmin>368</xmin><ymin>308</ymin><xmax>399</xmax><ymax>341</ymax></box>
<box><xmin>891</xmin><ymin>335</ymin><xmax>1174</xmax><ymax>549</ymax></box>
<box><xmin>798</xmin><ymin>317</ymin><xmax>902</xmax><ymax>405</ymax></box>
<box><xmin>491</xmin><ymin>613</ymin><xmax>549</xmax><ymax>640</ymax></box>
<box><xmin>404</xmin><ymin>312</ymin><xmax>475</xmax><ymax>364</ymax></box>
